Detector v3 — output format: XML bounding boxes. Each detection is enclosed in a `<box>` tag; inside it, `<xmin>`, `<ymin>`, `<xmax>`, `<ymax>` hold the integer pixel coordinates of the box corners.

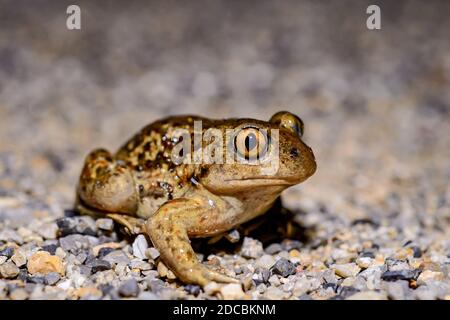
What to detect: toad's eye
<box><xmin>234</xmin><ymin>127</ymin><xmax>268</xmax><ymax>160</ymax></box>
<box><xmin>270</xmin><ymin>111</ymin><xmax>304</xmax><ymax>137</ymax></box>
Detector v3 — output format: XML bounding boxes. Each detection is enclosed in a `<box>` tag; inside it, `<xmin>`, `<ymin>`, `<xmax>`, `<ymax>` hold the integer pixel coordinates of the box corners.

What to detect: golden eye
<box><xmin>234</xmin><ymin>128</ymin><xmax>268</xmax><ymax>160</ymax></box>
<box><xmin>270</xmin><ymin>111</ymin><xmax>304</xmax><ymax>137</ymax></box>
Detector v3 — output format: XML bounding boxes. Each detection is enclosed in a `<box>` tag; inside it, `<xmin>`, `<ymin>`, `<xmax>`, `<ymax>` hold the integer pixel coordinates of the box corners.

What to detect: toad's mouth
<box><xmin>223</xmin><ymin>178</ymin><xmax>296</xmax><ymax>186</ymax></box>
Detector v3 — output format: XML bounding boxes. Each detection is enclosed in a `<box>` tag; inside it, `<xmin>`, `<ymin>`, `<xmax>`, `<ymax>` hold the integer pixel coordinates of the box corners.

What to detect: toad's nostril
<box><xmin>290</xmin><ymin>147</ymin><xmax>299</xmax><ymax>158</ymax></box>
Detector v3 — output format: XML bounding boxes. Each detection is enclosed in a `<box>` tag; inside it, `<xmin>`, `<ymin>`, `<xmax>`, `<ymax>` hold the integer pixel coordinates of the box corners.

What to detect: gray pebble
<box><xmin>381</xmin><ymin>269</ymin><xmax>420</xmax><ymax>282</ymax></box>
<box><xmin>271</xmin><ymin>258</ymin><xmax>296</xmax><ymax>277</ymax></box>
<box><xmin>265</xmin><ymin>243</ymin><xmax>283</xmax><ymax>255</ymax></box>
<box><xmin>118</xmin><ymin>279</ymin><xmax>140</xmax><ymax>297</ymax></box>
<box><xmin>44</xmin><ymin>272</ymin><xmax>61</xmax><ymax>285</ymax></box>
<box><xmin>240</xmin><ymin>237</ymin><xmax>264</xmax><ymax>259</ymax></box>
<box><xmin>0</xmin><ymin>247</ymin><xmax>14</xmax><ymax>258</ymax></box>
<box><xmin>96</xmin><ymin>218</ymin><xmax>114</xmax><ymax>231</ymax></box>
<box><xmin>85</xmin><ymin>258</ymin><xmax>112</xmax><ymax>273</ymax></box>
<box><xmin>103</xmin><ymin>250</ymin><xmax>130</xmax><ymax>265</ymax></box>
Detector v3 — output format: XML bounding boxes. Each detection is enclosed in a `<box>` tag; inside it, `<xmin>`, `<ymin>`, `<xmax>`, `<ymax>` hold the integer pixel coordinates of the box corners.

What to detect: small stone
<box><xmin>146</xmin><ymin>247</ymin><xmax>160</xmax><ymax>260</ymax></box>
<box><xmin>356</xmin><ymin>257</ymin><xmax>373</xmax><ymax>269</ymax></box>
<box><xmin>346</xmin><ymin>291</ymin><xmax>387</xmax><ymax>300</ymax></box>
<box><xmin>11</xmin><ymin>250</ymin><xmax>27</xmax><ymax>267</ymax></box>
<box><xmin>331</xmin><ymin>263</ymin><xmax>361</xmax><ymax>278</ymax></box>
<box><xmin>0</xmin><ymin>256</ymin><xmax>7</xmax><ymax>265</ymax></box>
<box><xmin>55</xmin><ymin>247</ymin><xmax>66</xmax><ymax>259</ymax></box>
<box><xmin>57</xmin><ymin>279</ymin><xmax>72</xmax><ymax>290</ymax></box>
<box><xmin>271</xmin><ymin>258</ymin><xmax>296</xmax><ymax>277</ymax></box>
<box><xmin>185</xmin><ymin>284</ymin><xmax>201</xmax><ymax>296</ymax></box>
<box><xmin>9</xmin><ymin>288</ymin><xmax>28</xmax><ymax>300</ymax></box>
<box><xmin>381</xmin><ymin>269</ymin><xmax>419</xmax><ymax>282</ymax></box>
<box><xmin>44</xmin><ymin>272</ymin><xmax>61</xmax><ymax>285</ymax></box>
<box><xmin>85</xmin><ymin>258</ymin><xmax>112</xmax><ymax>273</ymax></box>
<box><xmin>96</xmin><ymin>218</ymin><xmax>114</xmax><ymax>231</ymax></box>
<box><xmin>132</xmin><ymin>235</ymin><xmax>149</xmax><ymax>260</ymax></box>
<box><xmin>130</xmin><ymin>259</ymin><xmax>152</xmax><ymax>271</ymax></box>
<box><xmin>103</xmin><ymin>250</ymin><xmax>130</xmax><ymax>265</ymax></box>
<box><xmin>268</xmin><ymin>275</ymin><xmax>281</xmax><ymax>286</ymax></box>
<box><xmin>27</xmin><ymin>251</ymin><xmax>65</xmax><ymax>275</ymax></box>
<box><xmin>255</xmin><ymin>254</ymin><xmax>276</xmax><ymax>269</ymax></box>
<box><xmin>0</xmin><ymin>246</ymin><xmax>14</xmax><ymax>258</ymax></box>
<box><xmin>240</xmin><ymin>237</ymin><xmax>264</xmax><ymax>259</ymax></box>
<box><xmin>265</xmin><ymin>243</ymin><xmax>283</xmax><ymax>255</ymax></box>
<box><xmin>224</xmin><ymin>229</ymin><xmax>240</xmax><ymax>243</ymax></box>
<box><xmin>118</xmin><ymin>279</ymin><xmax>140</xmax><ymax>297</ymax></box>
<box><xmin>59</xmin><ymin>234</ymin><xmax>99</xmax><ymax>253</ymax></box>
<box><xmin>0</xmin><ymin>261</ymin><xmax>20</xmax><ymax>279</ymax></box>
<box><xmin>37</xmin><ymin>222</ymin><xmax>58</xmax><ymax>240</ymax></box>
<box><xmin>73</xmin><ymin>287</ymin><xmax>102</xmax><ymax>299</ymax></box>
<box><xmin>337</xmin><ymin>286</ymin><xmax>360</xmax><ymax>299</ymax></box>
<box><xmin>220</xmin><ymin>283</ymin><xmax>245</xmax><ymax>299</ymax></box>
<box><xmin>157</xmin><ymin>261</ymin><xmax>169</xmax><ymax>278</ymax></box>
<box><xmin>386</xmin><ymin>280</ymin><xmax>410</xmax><ymax>300</ymax></box>
<box><xmin>265</xmin><ymin>286</ymin><xmax>285</xmax><ymax>300</ymax></box>
<box><xmin>417</xmin><ymin>270</ymin><xmax>444</xmax><ymax>285</ymax></box>
<box><xmin>56</xmin><ymin>216</ymin><xmax>97</xmax><ymax>236</ymax></box>
<box><xmin>252</xmin><ymin>268</ymin><xmax>271</xmax><ymax>285</ymax></box>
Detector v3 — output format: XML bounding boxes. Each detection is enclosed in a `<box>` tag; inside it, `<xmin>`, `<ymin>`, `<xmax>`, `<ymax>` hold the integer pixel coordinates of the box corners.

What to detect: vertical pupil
<box><xmin>245</xmin><ymin>133</ymin><xmax>257</xmax><ymax>151</ymax></box>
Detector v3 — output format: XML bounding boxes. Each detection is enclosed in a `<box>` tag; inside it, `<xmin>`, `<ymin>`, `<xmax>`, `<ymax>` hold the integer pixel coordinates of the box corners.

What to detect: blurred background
<box><xmin>0</xmin><ymin>0</ymin><xmax>449</xmax><ymax>233</ymax></box>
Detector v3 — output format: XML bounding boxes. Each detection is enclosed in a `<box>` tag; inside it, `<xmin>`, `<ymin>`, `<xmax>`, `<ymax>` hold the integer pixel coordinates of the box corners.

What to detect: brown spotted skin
<box><xmin>76</xmin><ymin>112</ymin><xmax>316</xmax><ymax>286</ymax></box>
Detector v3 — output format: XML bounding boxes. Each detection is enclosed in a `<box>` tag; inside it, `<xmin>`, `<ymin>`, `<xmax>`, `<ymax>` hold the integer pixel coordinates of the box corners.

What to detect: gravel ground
<box><xmin>1</xmin><ymin>0</ymin><xmax>450</xmax><ymax>300</ymax></box>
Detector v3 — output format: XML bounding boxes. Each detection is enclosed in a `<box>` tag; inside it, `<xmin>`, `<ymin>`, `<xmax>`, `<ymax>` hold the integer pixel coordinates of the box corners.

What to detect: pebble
<box><xmin>9</xmin><ymin>288</ymin><xmax>29</xmax><ymax>300</ymax></box>
<box><xmin>355</xmin><ymin>257</ymin><xmax>372</xmax><ymax>269</ymax></box>
<box><xmin>146</xmin><ymin>247</ymin><xmax>160</xmax><ymax>260</ymax></box>
<box><xmin>96</xmin><ymin>218</ymin><xmax>114</xmax><ymax>231</ymax></box>
<box><xmin>85</xmin><ymin>258</ymin><xmax>112</xmax><ymax>273</ymax></box>
<box><xmin>37</xmin><ymin>222</ymin><xmax>58</xmax><ymax>239</ymax></box>
<box><xmin>220</xmin><ymin>283</ymin><xmax>245</xmax><ymax>299</ymax></box>
<box><xmin>45</xmin><ymin>272</ymin><xmax>61</xmax><ymax>285</ymax></box>
<box><xmin>385</xmin><ymin>280</ymin><xmax>409</xmax><ymax>300</ymax></box>
<box><xmin>0</xmin><ymin>247</ymin><xmax>14</xmax><ymax>258</ymax></box>
<box><xmin>132</xmin><ymin>235</ymin><xmax>149</xmax><ymax>260</ymax></box>
<box><xmin>73</xmin><ymin>287</ymin><xmax>102</xmax><ymax>299</ymax></box>
<box><xmin>0</xmin><ymin>256</ymin><xmax>7</xmax><ymax>265</ymax></box>
<box><xmin>265</xmin><ymin>243</ymin><xmax>283</xmax><ymax>255</ymax></box>
<box><xmin>240</xmin><ymin>237</ymin><xmax>264</xmax><ymax>259</ymax></box>
<box><xmin>103</xmin><ymin>250</ymin><xmax>130</xmax><ymax>265</ymax></box>
<box><xmin>252</xmin><ymin>268</ymin><xmax>270</xmax><ymax>285</ymax></box>
<box><xmin>417</xmin><ymin>270</ymin><xmax>444</xmax><ymax>285</ymax></box>
<box><xmin>11</xmin><ymin>250</ymin><xmax>27</xmax><ymax>267</ymax></box>
<box><xmin>381</xmin><ymin>269</ymin><xmax>419</xmax><ymax>282</ymax></box>
<box><xmin>271</xmin><ymin>258</ymin><xmax>296</xmax><ymax>277</ymax></box>
<box><xmin>331</xmin><ymin>263</ymin><xmax>361</xmax><ymax>278</ymax></box>
<box><xmin>118</xmin><ymin>279</ymin><xmax>140</xmax><ymax>297</ymax></box>
<box><xmin>27</xmin><ymin>251</ymin><xmax>65</xmax><ymax>275</ymax></box>
<box><xmin>59</xmin><ymin>234</ymin><xmax>99</xmax><ymax>253</ymax></box>
<box><xmin>346</xmin><ymin>291</ymin><xmax>387</xmax><ymax>300</ymax></box>
<box><xmin>0</xmin><ymin>261</ymin><xmax>20</xmax><ymax>279</ymax></box>
<box><xmin>185</xmin><ymin>284</ymin><xmax>201</xmax><ymax>296</ymax></box>
<box><xmin>224</xmin><ymin>229</ymin><xmax>240</xmax><ymax>243</ymax></box>
<box><xmin>41</xmin><ymin>244</ymin><xmax>58</xmax><ymax>255</ymax></box>
<box><xmin>56</xmin><ymin>216</ymin><xmax>97</xmax><ymax>236</ymax></box>
<box><xmin>255</xmin><ymin>254</ymin><xmax>276</xmax><ymax>269</ymax></box>
<box><xmin>264</xmin><ymin>286</ymin><xmax>286</xmax><ymax>300</ymax></box>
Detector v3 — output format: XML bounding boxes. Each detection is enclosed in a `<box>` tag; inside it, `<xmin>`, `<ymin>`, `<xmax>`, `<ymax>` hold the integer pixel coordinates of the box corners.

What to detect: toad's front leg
<box><xmin>145</xmin><ymin>198</ymin><xmax>239</xmax><ymax>287</ymax></box>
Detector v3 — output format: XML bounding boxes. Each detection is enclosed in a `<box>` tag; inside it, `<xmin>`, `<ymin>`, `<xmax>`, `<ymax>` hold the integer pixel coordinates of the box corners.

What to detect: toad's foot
<box><xmin>145</xmin><ymin>198</ymin><xmax>239</xmax><ymax>287</ymax></box>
